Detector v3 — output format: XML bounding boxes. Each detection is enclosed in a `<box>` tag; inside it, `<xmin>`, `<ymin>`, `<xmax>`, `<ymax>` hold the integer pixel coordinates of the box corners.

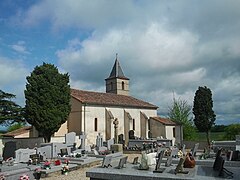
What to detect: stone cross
<box><xmin>113</xmin><ymin>118</ymin><xmax>119</xmax><ymax>144</ymax></box>
<box><xmin>96</xmin><ymin>133</ymin><xmax>103</xmax><ymax>147</ymax></box>
<box><xmin>79</xmin><ymin>132</ymin><xmax>87</xmax><ymax>149</ymax></box>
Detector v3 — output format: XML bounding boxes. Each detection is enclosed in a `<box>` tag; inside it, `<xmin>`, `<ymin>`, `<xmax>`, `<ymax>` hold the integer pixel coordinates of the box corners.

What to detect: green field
<box><xmin>195</xmin><ymin>132</ymin><xmax>226</xmax><ymax>141</ymax></box>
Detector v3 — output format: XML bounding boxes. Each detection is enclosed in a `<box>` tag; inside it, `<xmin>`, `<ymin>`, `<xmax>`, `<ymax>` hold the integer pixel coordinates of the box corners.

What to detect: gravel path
<box><xmin>43</xmin><ymin>154</ymin><xmax>141</xmax><ymax>180</ymax></box>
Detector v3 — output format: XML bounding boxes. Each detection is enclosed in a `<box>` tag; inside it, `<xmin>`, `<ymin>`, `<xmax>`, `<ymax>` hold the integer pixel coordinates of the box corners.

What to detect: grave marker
<box><xmin>102</xmin><ymin>155</ymin><xmax>112</xmax><ymax>168</ymax></box>
<box><xmin>117</xmin><ymin>156</ymin><xmax>128</xmax><ymax>169</ymax></box>
<box><xmin>174</xmin><ymin>157</ymin><xmax>189</xmax><ymax>174</ymax></box>
<box><xmin>15</xmin><ymin>148</ymin><xmax>36</xmax><ymax>163</ymax></box>
<box><xmin>65</xmin><ymin>132</ymin><xmax>76</xmax><ymax>145</ymax></box>
<box><xmin>79</xmin><ymin>132</ymin><xmax>87</xmax><ymax>149</ymax></box>
<box><xmin>191</xmin><ymin>143</ymin><xmax>199</xmax><ymax>157</ymax></box>
<box><xmin>153</xmin><ymin>150</ymin><xmax>165</xmax><ymax>173</ymax></box>
<box><xmin>132</xmin><ymin>157</ymin><xmax>139</xmax><ymax>164</ymax></box>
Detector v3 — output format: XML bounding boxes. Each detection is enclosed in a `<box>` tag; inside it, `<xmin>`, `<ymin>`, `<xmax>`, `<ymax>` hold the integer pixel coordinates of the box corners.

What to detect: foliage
<box><xmin>193</xmin><ymin>86</ymin><xmax>216</xmax><ymax>145</ymax></box>
<box><xmin>0</xmin><ymin>90</ymin><xmax>24</xmax><ymax>125</ymax></box>
<box><xmin>224</xmin><ymin>124</ymin><xmax>240</xmax><ymax>140</ymax></box>
<box><xmin>7</xmin><ymin>122</ymin><xmax>26</xmax><ymax>132</ymax></box>
<box><xmin>168</xmin><ymin>97</ymin><xmax>197</xmax><ymax>140</ymax></box>
<box><xmin>24</xmin><ymin>63</ymin><xmax>71</xmax><ymax>143</ymax></box>
<box><xmin>211</xmin><ymin>125</ymin><xmax>226</xmax><ymax>132</ymax></box>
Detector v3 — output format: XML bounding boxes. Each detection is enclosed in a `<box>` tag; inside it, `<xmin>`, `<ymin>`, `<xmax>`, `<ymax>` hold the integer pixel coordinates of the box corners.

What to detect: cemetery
<box><xmin>0</xmin><ymin>131</ymin><xmax>239</xmax><ymax>179</ymax></box>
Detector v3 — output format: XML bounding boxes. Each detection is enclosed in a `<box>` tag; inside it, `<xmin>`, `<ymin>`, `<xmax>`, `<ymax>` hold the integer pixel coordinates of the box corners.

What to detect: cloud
<box><xmin>0</xmin><ymin>56</ymin><xmax>29</xmax><ymax>105</ymax></box>
<box><xmin>10</xmin><ymin>41</ymin><xmax>30</xmax><ymax>54</ymax></box>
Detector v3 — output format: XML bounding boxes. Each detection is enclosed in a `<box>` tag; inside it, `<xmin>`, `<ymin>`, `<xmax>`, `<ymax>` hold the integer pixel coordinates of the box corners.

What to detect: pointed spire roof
<box><xmin>106</xmin><ymin>54</ymin><xmax>129</xmax><ymax>80</ymax></box>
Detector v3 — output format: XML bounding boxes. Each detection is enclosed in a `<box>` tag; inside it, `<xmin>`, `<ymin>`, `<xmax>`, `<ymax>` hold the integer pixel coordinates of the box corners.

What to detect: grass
<box><xmin>195</xmin><ymin>132</ymin><xmax>226</xmax><ymax>141</ymax></box>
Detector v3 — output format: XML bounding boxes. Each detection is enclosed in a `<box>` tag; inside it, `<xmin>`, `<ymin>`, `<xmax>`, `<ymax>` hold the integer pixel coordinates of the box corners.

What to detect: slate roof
<box><xmin>105</xmin><ymin>57</ymin><xmax>129</xmax><ymax>80</ymax></box>
<box><xmin>2</xmin><ymin>126</ymin><xmax>31</xmax><ymax>137</ymax></box>
<box><xmin>151</xmin><ymin>117</ymin><xmax>177</xmax><ymax>125</ymax></box>
<box><xmin>71</xmin><ymin>89</ymin><xmax>158</xmax><ymax>109</ymax></box>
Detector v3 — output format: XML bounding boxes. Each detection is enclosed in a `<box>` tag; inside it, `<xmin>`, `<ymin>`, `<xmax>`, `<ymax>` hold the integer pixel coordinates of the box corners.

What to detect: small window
<box><xmin>122</xmin><ymin>81</ymin><xmax>124</xmax><ymax>90</ymax></box>
<box><xmin>173</xmin><ymin>127</ymin><xmax>176</xmax><ymax>138</ymax></box>
<box><xmin>94</xmin><ymin>118</ymin><xmax>98</xmax><ymax>131</ymax></box>
<box><xmin>132</xmin><ymin>118</ymin><xmax>135</xmax><ymax>130</ymax></box>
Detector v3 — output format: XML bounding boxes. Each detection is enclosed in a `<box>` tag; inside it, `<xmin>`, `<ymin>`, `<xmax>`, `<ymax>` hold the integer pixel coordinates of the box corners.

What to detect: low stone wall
<box><xmin>183</xmin><ymin>141</ymin><xmax>208</xmax><ymax>150</ymax></box>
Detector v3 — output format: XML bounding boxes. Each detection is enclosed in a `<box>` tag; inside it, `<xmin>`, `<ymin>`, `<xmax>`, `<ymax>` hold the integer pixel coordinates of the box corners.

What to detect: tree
<box><xmin>193</xmin><ymin>86</ymin><xmax>216</xmax><ymax>146</ymax></box>
<box><xmin>0</xmin><ymin>90</ymin><xmax>24</xmax><ymax>125</ymax></box>
<box><xmin>7</xmin><ymin>122</ymin><xmax>26</xmax><ymax>132</ymax></box>
<box><xmin>25</xmin><ymin>63</ymin><xmax>71</xmax><ymax>143</ymax></box>
<box><xmin>224</xmin><ymin>124</ymin><xmax>240</xmax><ymax>140</ymax></box>
<box><xmin>168</xmin><ymin>97</ymin><xmax>196</xmax><ymax>140</ymax></box>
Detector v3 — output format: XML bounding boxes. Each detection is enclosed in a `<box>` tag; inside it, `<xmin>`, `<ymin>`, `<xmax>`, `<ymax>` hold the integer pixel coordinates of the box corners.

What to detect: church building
<box><xmin>55</xmin><ymin>55</ymin><xmax>182</xmax><ymax>146</ymax></box>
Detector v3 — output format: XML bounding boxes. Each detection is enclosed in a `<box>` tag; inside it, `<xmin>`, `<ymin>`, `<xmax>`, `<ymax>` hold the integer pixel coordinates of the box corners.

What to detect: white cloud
<box><xmin>10</xmin><ymin>41</ymin><xmax>30</xmax><ymax>54</ymax></box>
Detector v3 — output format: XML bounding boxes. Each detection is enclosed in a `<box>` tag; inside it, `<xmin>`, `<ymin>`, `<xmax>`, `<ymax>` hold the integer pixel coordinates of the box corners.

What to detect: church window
<box><xmin>94</xmin><ymin>118</ymin><xmax>98</xmax><ymax>131</ymax></box>
<box><xmin>122</xmin><ymin>81</ymin><xmax>124</xmax><ymax>90</ymax></box>
<box><xmin>173</xmin><ymin>127</ymin><xmax>176</xmax><ymax>138</ymax></box>
<box><xmin>133</xmin><ymin>118</ymin><xmax>135</xmax><ymax>130</ymax></box>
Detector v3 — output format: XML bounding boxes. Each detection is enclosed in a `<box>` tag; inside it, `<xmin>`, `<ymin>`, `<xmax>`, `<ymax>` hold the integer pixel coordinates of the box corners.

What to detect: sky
<box><xmin>0</xmin><ymin>0</ymin><xmax>240</xmax><ymax>125</ymax></box>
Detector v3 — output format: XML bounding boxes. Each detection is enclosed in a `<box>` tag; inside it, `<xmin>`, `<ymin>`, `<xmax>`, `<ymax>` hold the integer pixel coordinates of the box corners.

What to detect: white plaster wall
<box><xmin>165</xmin><ymin>126</ymin><xmax>176</xmax><ymax>145</ymax></box>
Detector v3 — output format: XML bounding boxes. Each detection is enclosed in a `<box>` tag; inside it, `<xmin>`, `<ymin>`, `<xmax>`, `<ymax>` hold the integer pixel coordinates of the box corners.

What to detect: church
<box><xmin>55</xmin><ymin>55</ymin><xmax>182</xmax><ymax>146</ymax></box>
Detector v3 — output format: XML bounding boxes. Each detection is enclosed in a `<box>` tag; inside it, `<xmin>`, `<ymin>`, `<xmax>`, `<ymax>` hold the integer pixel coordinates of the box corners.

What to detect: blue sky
<box><xmin>0</xmin><ymin>0</ymin><xmax>240</xmax><ymax>125</ymax></box>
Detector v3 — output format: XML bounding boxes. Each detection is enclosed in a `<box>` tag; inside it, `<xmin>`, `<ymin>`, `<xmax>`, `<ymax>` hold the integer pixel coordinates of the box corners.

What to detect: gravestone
<box><xmin>236</xmin><ymin>135</ymin><xmax>240</xmax><ymax>151</ymax></box>
<box><xmin>107</xmin><ymin>139</ymin><xmax>114</xmax><ymax>150</ymax></box>
<box><xmin>96</xmin><ymin>133</ymin><xmax>103</xmax><ymax>148</ymax></box>
<box><xmin>3</xmin><ymin>141</ymin><xmax>17</xmax><ymax>160</ymax></box>
<box><xmin>129</xmin><ymin>130</ymin><xmax>135</xmax><ymax>140</ymax></box>
<box><xmin>213</xmin><ymin>148</ymin><xmax>222</xmax><ymax>170</ymax></box>
<box><xmin>153</xmin><ymin>150</ymin><xmax>165</xmax><ymax>173</ymax></box>
<box><xmin>118</xmin><ymin>134</ymin><xmax>125</xmax><ymax>145</ymax></box>
<box><xmin>231</xmin><ymin>150</ymin><xmax>239</xmax><ymax>161</ymax></box>
<box><xmin>65</xmin><ymin>132</ymin><xmax>76</xmax><ymax>145</ymax></box>
<box><xmin>15</xmin><ymin>148</ymin><xmax>36</xmax><ymax>163</ymax></box>
<box><xmin>117</xmin><ymin>156</ymin><xmax>128</xmax><ymax>169</ymax></box>
<box><xmin>37</xmin><ymin>145</ymin><xmax>51</xmax><ymax>159</ymax></box>
<box><xmin>165</xmin><ymin>149</ymin><xmax>175</xmax><ymax>167</ymax></box>
<box><xmin>174</xmin><ymin>157</ymin><xmax>189</xmax><ymax>174</ymax></box>
<box><xmin>171</xmin><ymin>147</ymin><xmax>179</xmax><ymax>158</ymax></box>
<box><xmin>132</xmin><ymin>157</ymin><xmax>139</xmax><ymax>164</ymax></box>
<box><xmin>102</xmin><ymin>155</ymin><xmax>112</xmax><ymax>168</ymax></box>
<box><xmin>79</xmin><ymin>132</ymin><xmax>87</xmax><ymax>149</ymax></box>
<box><xmin>60</xmin><ymin>148</ymin><xmax>68</xmax><ymax>157</ymax></box>
<box><xmin>30</xmin><ymin>154</ymin><xmax>43</xmax><ymax>165</ymax></box>
<box><xmin>216</xmin><ymin>156</ymin><xmax>233</xmax><ymax>178</ymax></box>
<box><xmin>138</xmin><ymin>151</ymin><xmax>149</xmax><ymax>170</ymax></box>
<box><xmin>182</xmin><ymin>144</ymin><xmax>186</xmax><ymax>155</ymax></box>
<box><xmin>191</xmin><ymin>143</ymin><xmax>199</xmax><ymax>157</ymax></box>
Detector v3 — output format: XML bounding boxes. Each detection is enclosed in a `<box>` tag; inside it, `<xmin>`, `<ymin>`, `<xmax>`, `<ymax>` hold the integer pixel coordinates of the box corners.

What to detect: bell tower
<box><xmin>105</xmin><ymin>54</ymin><xmax>129</xmax><ymax>96</ymax></box>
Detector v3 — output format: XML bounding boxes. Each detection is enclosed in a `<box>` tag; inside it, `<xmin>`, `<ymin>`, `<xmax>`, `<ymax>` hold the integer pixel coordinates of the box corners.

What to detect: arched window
<box><xmin>94</xmin><ymin>118</ymin><xmax>98</xmax><ymax>131</ymax></box>
<box><xmin>122</xmin><ymin>81</ymin><xmax>125</xmax><ymax>90</ymax></box>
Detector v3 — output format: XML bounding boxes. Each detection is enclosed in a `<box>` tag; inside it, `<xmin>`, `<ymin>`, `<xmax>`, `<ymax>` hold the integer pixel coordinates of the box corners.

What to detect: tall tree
<box><xmin>193</xmin><ymin>86</ymin><xmax>216</xmax><ymax>146</ymax></box>
<box><xmin>25</xmin><ymin>63</ymin><xmax>71</xmax><ymax>142</ymax></box>
<box><xmin>168</xmin><ymin>97</ymin><xmax>196</xmax><ymax>140</ymax></box>
<box><xmin>0</xmin><ymin>90</ymin><xmax>24</xmax><ymax>125</ymax></box>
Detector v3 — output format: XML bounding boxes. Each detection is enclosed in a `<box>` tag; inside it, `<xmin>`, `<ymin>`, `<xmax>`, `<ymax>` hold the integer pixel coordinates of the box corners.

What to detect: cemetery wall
<box><xmin>183</xmin><ymin>140</ymin><xmax>208</xmax><ymax>150</ymax></box>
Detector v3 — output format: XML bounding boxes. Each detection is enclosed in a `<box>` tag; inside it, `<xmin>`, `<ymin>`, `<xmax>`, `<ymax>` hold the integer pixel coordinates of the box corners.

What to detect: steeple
<box><xmin>107</xmin><ymin>54</ymin><xmax>129</xmax><ymax>80</ymax></box>
<box><xmin>105</xmin><ymin>54</ymin><xmax>129</xmax><ymax>96</ymax></box>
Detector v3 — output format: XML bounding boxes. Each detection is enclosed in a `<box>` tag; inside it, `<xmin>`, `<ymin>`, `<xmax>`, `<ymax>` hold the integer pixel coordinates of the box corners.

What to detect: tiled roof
<box><xmin>151</xmin><ymin>117</ymin><xmax>177</xmax><ymax>125</ymax></box>
<box><xmin>2</xmin><ymin>126</ymin><xmax>31</xmax><ymax>137</ymax></box>
<box><xmin>71</xmin><ymin>89</ymin><xmax>158</xmax><ymax>109</ymax></box>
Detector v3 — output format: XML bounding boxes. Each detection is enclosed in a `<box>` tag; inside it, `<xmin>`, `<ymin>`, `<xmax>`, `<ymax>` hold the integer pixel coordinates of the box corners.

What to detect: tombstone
<box><xmin>182</xmin><ymin>144</ymin><xmax>186</xmax><ymax>155</ymax></box>
<box><xmin>15</xmin><ymin>148</ymin><xmax>36</xmax><ymax>163</ymax></box>
<box><xmin>96</xmin><ymin>133</ymin><xmax>103</xmax><ymax>148</ymax></box>
<box><xmin>171</xmin><ymin>147</ymin><xmax>179</xmax><ymax>158</ymax></box>
<box><xmin>60</xmin><ymin>148</ymin><xmax>68</xmax><ymax>157</ymax></box>
<box><xmin>118</xmin><ymin>134</ymin><xmax>125</xmax><ymax>145</ymax></box>
<box><xmin>231</xmin><ymin>150</ymin><xmax>239</xmax><ymax>161</ymax></box>
<box><xmin>174</xmin><ymin>157</ymin><xmax>189</xmax><ymax>174</ymax></box>
<box><xmin>228</xmin><ymin>150</ymin><xmax>233</xmax><ymax>161</ymax></box>
<box><xmin>153</xmin><ymin>150</ymin><xmax>165</xmax><ymax>173</ymax></box>
<box><xmin>107</xmin><ymin>139</ymin><xmax>114</xmax><ymax>150</ymax></box>
<box><xmin>2</xmin><ymin>141</ymin><xmax>17</xmax><ymax>160</ymax></box>
<box><xmin>191</xmin><ymin>143</ymin><xmax>199</xmax><ymax>157</ymax></box>
<box><xmin>213</xmin><ymin>148</ymin><xmax>222</xmax><ymax>170</ymax></box>
<box><xmin>79</xmin><ymin>132</ymin><xmax>87</xmax><ymax>149</ymax></box>
<box><xmin>165</xmin><ymin>149</ymin><xmax>175</xmax><ymax>167</ymax></box>
<box><xmin>236</xmin><ymin>135</ymin><xmax>240</xmax><ymax>151</ymax></box>
<box><xmin>93</xmin><ymin>149</ymin><xmax>99</xmax><ymax>155</ymax></box>
<box><xmin>132</xmin><ymin>157</ymin><xmax>139</xmax><ymax>164</ymax></box>
<box><xmin>37</xmin><ymin>145</ymin><xmax>51</xmax><ymax>159</ymax></box>
<box><xmin>129</xmin><ymin>130</ymin><xmax>135</xmax><ymax>140</ymax></box>
<box><xmin>102</xmin><ymin>155</ymin><xmax>112</xmax><ymax>168</ymax></box>
<box><xmin>138</xmin><ymin>151</ymin><xmax>149</xmax><ymax>170</ymax></box>
<box><xmin>117</xmin><ymin>156</ymin><xmax>128</xmax><ymax>169</ymax></box>
<box><xmin>65</xmin><ymin>132</ymin><xmax>76</xmax><ymax>145</ymax></box>
<box><xmin>216</xmin><ymin>156</ymin><xmax>233</xmax><ymax>178</ymax></box>
<box><xmin>29</xmin><ymin>154</ymin><xmax>43</xmax><ymax>165</ymax></box>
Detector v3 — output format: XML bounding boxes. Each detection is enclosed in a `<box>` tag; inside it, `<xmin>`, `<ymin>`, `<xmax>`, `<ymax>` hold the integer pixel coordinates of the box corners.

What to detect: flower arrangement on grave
<box><xmin>61</xmin><ymin>158</ymin><xmax>70</xmax><ymax>175</ymax></box>
<box><xmin>19</xmin><ymin>174</ymin><xmax>30</xmax><ymax>180</ymax></box>
<box><xmin>54</xmin><ymin>159</ymin><xmax>61</xmax><ymax>166</ymax></box>
<box><xmin>178</xmin><ymin>150</ymin><xmax>183</xmax><ymax>158</ymax></box>
<box><xmin>75</xmin><ymin>153</ymin><xmax>81</xmax><ymax>158</ymax></box>
<box><xmin>33</xmin><ymin>168</ymin><xmax>42</xmax><ymax>180</ymax></box>
<box><xmin>0</xmin><ymin>173</ymin><xmax>5</xmax><ymax>180</ymax></box>
<box><xmin>43</xmin><ymin>160</ymin><xmax>51</xmax><ymax>169</ymax></box>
